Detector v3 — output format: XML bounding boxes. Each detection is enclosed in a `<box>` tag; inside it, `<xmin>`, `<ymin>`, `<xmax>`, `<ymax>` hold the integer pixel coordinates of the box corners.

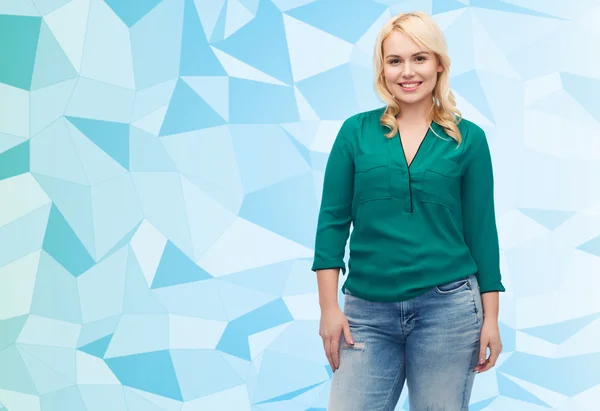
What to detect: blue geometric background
<box><xmin>1</xmin><ymin>0</ymin><xmax>599</xmax><ymax>410</ymax></box>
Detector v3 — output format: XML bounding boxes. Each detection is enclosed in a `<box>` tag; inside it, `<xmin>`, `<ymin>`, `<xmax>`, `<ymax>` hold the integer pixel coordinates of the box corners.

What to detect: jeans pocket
<box><xmin>433</xmin><ymin>277</ymin><xmax>470</xmax><ymax>295</ymax></box>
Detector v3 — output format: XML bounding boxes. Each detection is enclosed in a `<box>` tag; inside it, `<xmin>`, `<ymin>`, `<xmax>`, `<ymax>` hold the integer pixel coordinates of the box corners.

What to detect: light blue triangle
<box><xmin>295</xmin><ymin>64</ymin><xmax>357</xmax><ymax>120</ymax></box>
<box><xmin>432</xmin><ymin>0</ymin><xmax>467</xmax><ymax>14</ymax></box>
<box><xmin>561</xmin><ymin>72</ymin><xmax>600</xmax><ymax>123</ymax></box>
<box><xmin>240</xmin><ymin>174</ymin><xmax>315</xmax><ymax>247</ymax></box>
<box><xmin>18</xmin><ymin>344</ymin><xmax>76</xmax><ymax>382</ymax></box>
<box><xmin>0</xmin><ymin>345</ymin><xmax>37</xmax><ymax>394</ymax></box>
<box><xmin>451</xmin><ymin>70</ymin><xmax>495</xmax><ymax>124</ymax></box>
<box><xmin>522</xmin><ymin>313</ymin><xmax>600</xmax><ymax>345</ymax></box>
<box><xmin>220</xmin><ymin>261</ymin><xmax>291</xmax><ymax>295</ymax></box>
<box><xmin>159</xmin><ymin>78</ymin><xmax>226</xmax><ymax>136</ymax></box>
<box><xmin>123</xmin><ymin>389</ymin><xmax>165</xmax><ymax>411</ymax></box>
<box><xmin>0</xmin><ymin>203</ymin><xmax>50</xmax><ymax>268</ymax></box>
<box><xmin>32</xmin><ymin>0</ymin><xmax>71</xmax><ymax>15</ymax></box>
<box><xmin>33</xmin><ymin>172</ymin><xmax>96</xmax><ymax>259</ymax></box>
<box><xmin>469</xmin><ymin>397</ymin><xmax>496</xmax><ymax>411</ymax></box>
<box><xmin>180</xmin><ymin>0</ymin><xmax>225</xmax><ymax>76</ymax></box>
<box><xmin>42</xmin><ymin>204</ymin><xmax>96</xmax><ymax>277</ymax></box>
<box><xmin>170</xmin><ymin>350</ymin><xmax>244</xmax><ymax>401</ymax></box>
<box><xmin>31</xmin><ymin>250</ymin><xmax>83</xmax><ymax>323</ymax></box>
<box><xmin>105</xmin><ymin>350</ymin><xmax>183</xmax><ymax>401</ymax></box>
<box><xmin>213</xmin><ymin>0</ymin><xmax>293</xmax><ymax>84</ymax></box>
<box><xmin>66</xmin><ymin>116</ymin><xmax>130</xmax><ymax>169</ymax></box>
<box><xmin>129</xmin><ymin>127</ymin><xmax>177</xmax><ymax>172</ymax></box>
<box><xmin>39</xmin><ymin>385</ymin><xmax>86</xmax><ymax>410</ymax></box>
<box><xmin>77</xmin><ymin>315</ymin><xmax>120</xmax><ymax>348</ymax></box>
<box><xmin>105</xmin><ymin>0</ymin><xmax>163</xmax><ymax>27</ymax></box>
<box><xmin>0</xmin><ymin>134</ymin><xmax>26</xmax><ymax>153</ymax></box>
<box><xmin>209</xmin><ymin>0</ymin><xmax>227</xmax><ymax>43</ymax></box>
<box><xmin>283</xmin><ymin>128</ymin><xmax>311</xmax><ymax>166</ymax></box>
<box><xmin>79</xmin><ymin>334</ymin><xmax>113</xmax><ymax>358</ymax></box>
<box><xmin>0</xmin><ymin>314</ymin><xmax>28</xmax><ymax>351</ymax></box>
<box><xmin>100</xmin><ymin>221</ymin><xmax>143</xmax><ymax>262</ymax></box>
<box><xmin>0</xmin><ymin>140</ymin><xmax>29</xmax><ymax>180</ymax></box>
<box><xmin>578</xmin><ymin>235</ymin><xmax>600</xmax><ymax>257</ymax></box>
<box><xmin>17</xmin><ymin>346</ymin><xmax>73</xmax><ymax>394</ymax></box>
<box><xmin>151</xmin><ymin>241</ymin><xmax>212</xmax><ymax>289</ymax></box>
<box><xmin>497</xmin><ymin>373</ymin><xmax>549</xmax><ymax>406</ymax></box>
<box><xmin>519</xmin><ymin>208</ymin><xmax>575</xmax><ymax>230</ymax></box>
<box><xmin>31</xmin><ymin>21</ymin><xmax>77</xmax><ymax>90</ymax></box>
<box><xmin>217</xmin><ymin>299</ymin><xmax>293</xmax><ymax>360</ymax></box>
<box><xmin>471</xmin><ymin>0</ymin><xmax>563</xmax><ymax>19</ymax></box>
<box><xmin>285</xmin><ymin>0</ymin><xmax>386</xmax><ymax>43</ymax></box>
<box><xmin>240</xmin><ymin>0</ymin><xmax>259</xmax><ymax>14</ymax></box>
<box><xmin>258</xmin><ymin>382</ymin><xmax>322</xmax><ymax>403</ymax></box>
<box><xmin>30</xmin><ymin>78</ymin><xmax>77</xmax><ymax>136</ymax></box>
<box><xmin>123</xmin><ymin>248</ymin><xmax>166</xmax><ymax>314</ymax></box>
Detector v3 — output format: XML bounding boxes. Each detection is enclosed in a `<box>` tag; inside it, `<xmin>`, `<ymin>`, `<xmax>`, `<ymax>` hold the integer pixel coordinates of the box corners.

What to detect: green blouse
<box><xmin>311</xmin><ymin>106</ymin><xmax>506</xmax><ymax>302</ymax></box>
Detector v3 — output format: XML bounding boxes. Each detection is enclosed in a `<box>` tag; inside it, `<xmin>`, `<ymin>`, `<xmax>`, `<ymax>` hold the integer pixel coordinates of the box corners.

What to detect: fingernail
<box><xmin>479</xmin><ymin>358</ymin><xmax>485</xmax><ymax>364</ymax></box>
<box><xmin>350</xmin><ymin>340</ymin><xmax>354</xmax><ymax>345</ymax></box>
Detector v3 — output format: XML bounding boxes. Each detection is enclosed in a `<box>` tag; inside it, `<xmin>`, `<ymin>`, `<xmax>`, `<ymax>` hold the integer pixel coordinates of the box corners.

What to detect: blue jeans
<box><xmin>328</xmin><ymin>274</ymin><xmax>484</xmax><ymax>411</ymax></box>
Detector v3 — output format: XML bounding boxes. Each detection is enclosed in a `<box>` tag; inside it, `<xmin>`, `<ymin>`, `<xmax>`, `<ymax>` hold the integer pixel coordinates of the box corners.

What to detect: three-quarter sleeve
<box><xmin>461</xmin><ymin>128</ymin><xmax>506</xmax><ymax>293</ymax></box>
<box><xmin>311</xmin><ymin>118</ymin><xmax>355</xmax><ymax>275</ymax></box>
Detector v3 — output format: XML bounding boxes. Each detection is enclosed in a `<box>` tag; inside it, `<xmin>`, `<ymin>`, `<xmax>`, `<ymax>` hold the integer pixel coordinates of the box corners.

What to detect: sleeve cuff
<box><xmin>479</xmin><ymin>283</ymin><xmax>506</xmax><ymax>293</ymax></box>
<box><xmin>311</xmin><ymin>260</ymin><xmax>346</xmax><ymax>275</ymax></box>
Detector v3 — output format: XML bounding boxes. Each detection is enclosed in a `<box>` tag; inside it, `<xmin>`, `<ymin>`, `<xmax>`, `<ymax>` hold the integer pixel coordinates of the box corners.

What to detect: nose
<box><xmin>401</xmin><ymin>62</ymin><xmax>415</xmax><ymax>77</ymax></box>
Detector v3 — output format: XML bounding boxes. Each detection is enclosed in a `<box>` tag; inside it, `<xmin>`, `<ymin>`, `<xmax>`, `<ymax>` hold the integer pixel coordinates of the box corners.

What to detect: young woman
<box><xmin>312</xmin><ymin>11</ymin><xmax>506</xmax><ymax>410</ymax></box>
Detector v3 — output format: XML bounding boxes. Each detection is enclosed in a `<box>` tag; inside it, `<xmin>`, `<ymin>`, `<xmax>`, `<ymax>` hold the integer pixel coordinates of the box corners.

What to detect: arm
<box><xmin>312</xmin><ymin>118</ymin><xmax>355</xmax><ymax>308</ymax></box>
<box><xmin>461</xmin><ymin>127</ymin><xmax>506</xmax><ymax>320</ymax></box>
<box><xmin>463</xmin><ymin>128</ymin><xmax>505</xmax><ymax>373</ymax></box>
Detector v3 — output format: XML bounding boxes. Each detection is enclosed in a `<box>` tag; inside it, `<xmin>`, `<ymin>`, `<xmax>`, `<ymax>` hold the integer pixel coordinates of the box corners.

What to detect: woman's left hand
<box><xmin>474</xmin><ymin>320</ymin><xmax>502</xmax><ymax>373</ymax></box>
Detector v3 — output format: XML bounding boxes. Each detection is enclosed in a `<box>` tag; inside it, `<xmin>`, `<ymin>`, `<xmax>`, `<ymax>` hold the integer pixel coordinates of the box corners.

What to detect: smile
<box><xmin>398</xmin><ymin>82</ymin><xmax>422</xmax><ymax>92</ymax></box>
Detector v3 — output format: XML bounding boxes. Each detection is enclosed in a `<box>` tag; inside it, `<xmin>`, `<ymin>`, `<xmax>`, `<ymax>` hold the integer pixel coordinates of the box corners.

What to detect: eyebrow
<box><xmin>385</xmin><ymin>52</ymin><xmax>429</xmax><ymax>58</ymax></box>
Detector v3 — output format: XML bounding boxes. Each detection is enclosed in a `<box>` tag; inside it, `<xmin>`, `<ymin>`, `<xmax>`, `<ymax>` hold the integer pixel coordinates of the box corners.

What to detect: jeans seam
<box><xmin>382</xmin><ymin>359</ymin><xmax>402</xmax><ymax>411</ymax></box>
<box><xmin>461</xmin><ymin>368</ymin><xmax>471</xmax><ymax>410</ymax></box>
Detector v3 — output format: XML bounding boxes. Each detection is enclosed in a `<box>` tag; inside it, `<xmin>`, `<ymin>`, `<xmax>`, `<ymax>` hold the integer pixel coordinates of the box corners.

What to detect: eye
<box><xmin>389</xmin><ymin>59</ymin><xmax>400</xmax><ymax>64</ymax></box>
<box><xmin>415</xmin><ymin>56</ymin><xmax>426</xmax><ymax>62</ymax></box>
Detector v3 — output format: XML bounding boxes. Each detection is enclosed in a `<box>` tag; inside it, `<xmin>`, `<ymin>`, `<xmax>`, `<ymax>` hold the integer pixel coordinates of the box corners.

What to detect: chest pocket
<box><xmin>354</xmin><ymin>154</ymin><xmax>392</xmax><ymax>203</ymax></box>
<box><xmin>421</xmin><ymin>159</ymin><xmax>461</xmax><ymax>209</ymax></box>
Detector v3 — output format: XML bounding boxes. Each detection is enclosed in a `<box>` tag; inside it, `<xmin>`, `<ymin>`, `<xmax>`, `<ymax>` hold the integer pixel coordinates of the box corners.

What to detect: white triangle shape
<box><xmin>283</xmin><ymin>14</ymin><xmax>353</xmax><ymax>83</ymax></box>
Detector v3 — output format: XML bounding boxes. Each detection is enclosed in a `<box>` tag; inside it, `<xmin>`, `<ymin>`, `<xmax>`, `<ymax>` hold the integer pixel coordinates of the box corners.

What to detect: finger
<box><xmin>324</xmin><ymin>339</ymin><xmax>334</xmax><ymax>370</ymax></box>
<box><xmin>481</xmin><ymin>346</ymin><xmax>500</xmax><ymax>372</ymax></box>
<box><xmin>478</xmin><ymin>343</ymin><xmax>488</xmax><ymax>367</ymax></box>
<box><xmin>480</xmin><ymin>359</ymin><xmax>495</xmax><ymax>372</ymax></box>
<box><xmin>474</xmin><ymin>345</ymin><xmax>488</xmax><ymax>371</ymax></box>
<box><xmin>331</xmin><ymin>337</ymin><xmax>340</xmax><ymax>370</ymax></box>
<box><xmin>342</xmin><ymin>322</ymin><xmax>354</xmax><ymax>346</ymax></box>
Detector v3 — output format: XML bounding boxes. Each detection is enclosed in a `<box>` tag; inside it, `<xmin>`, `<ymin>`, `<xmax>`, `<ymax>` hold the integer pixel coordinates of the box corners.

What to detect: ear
<box><xmin>437</xmin><ymin>65</ymin><xmax>443</xmax><ymax>73</ymax></box>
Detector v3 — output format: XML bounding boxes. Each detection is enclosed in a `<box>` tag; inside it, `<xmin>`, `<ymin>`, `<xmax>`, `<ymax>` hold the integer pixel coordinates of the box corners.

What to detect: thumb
<box><xmin>342</xmin><ymin>322</ymin><xmax>354</xmax><ymax>346</ymax></box>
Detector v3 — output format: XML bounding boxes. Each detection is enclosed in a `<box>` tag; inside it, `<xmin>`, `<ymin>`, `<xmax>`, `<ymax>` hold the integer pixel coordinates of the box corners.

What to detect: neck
<box><xmin>396</xmin><ymin>98</ymin><xmax>434</xmax><ymax>124</ymax></box>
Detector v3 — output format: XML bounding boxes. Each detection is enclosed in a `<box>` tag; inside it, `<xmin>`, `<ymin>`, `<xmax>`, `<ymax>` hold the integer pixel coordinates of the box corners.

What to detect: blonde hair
<box><xmin>373</xmin><ymin>11</ymin><xmax>462</xmax><ymax>145</ymax></box>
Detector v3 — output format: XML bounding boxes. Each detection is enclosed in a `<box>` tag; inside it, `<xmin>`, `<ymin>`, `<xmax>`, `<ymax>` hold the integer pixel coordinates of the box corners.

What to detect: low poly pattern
<box><xmin>1</xmin><ymin>0</ymin><xmax>599</xmax><ymax>410</ymax></box>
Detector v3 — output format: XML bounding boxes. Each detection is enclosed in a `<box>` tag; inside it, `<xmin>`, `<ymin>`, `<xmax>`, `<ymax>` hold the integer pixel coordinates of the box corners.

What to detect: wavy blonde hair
<box><xmin>373</xmin><ymin>12</ymin><xmax>462</xmax><ymax>145</ymax></box>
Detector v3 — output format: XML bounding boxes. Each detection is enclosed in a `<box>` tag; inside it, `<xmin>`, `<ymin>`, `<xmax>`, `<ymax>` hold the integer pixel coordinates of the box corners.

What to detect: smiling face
<box><xmin>381</xmin><ymin>30</ymin><xmax>443</xmax><ymax>108</ymax></box>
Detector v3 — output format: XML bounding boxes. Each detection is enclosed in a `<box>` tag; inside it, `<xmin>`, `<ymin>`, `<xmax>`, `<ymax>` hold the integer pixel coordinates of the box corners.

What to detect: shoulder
<box><xmin>343</xmin><ymin>106</ymin><xmax>386</xmax><ymax>126</ymax></box>
<box><xmin>456</xmin><ymin>117</ymin><xmax>487</xmax><ymax>148</ymax></box>
<box><xmin>336</xmin><ymin>106</ymin><xmax>386</xmax><ymax>141</ymax></box>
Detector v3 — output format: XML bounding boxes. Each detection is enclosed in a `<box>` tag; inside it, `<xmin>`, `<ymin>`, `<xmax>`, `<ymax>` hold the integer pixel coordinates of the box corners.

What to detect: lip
<box><xmin>398</xmin><ymin>81</ymin><xmax>423</xmax><ymax>92</ymax></box>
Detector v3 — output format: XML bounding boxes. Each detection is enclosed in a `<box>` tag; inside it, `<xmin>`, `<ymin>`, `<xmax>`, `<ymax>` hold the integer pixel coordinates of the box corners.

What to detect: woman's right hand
<box><xmin>319</xmin><ymin>306</ymin><xmax>354</xmax><ymax>372</ymax></box>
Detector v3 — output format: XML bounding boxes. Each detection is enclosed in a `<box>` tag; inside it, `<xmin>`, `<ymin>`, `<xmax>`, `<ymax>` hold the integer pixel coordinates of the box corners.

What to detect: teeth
<box><xmin>400</xmin><ymin>83</ymin><xmax>420</xmax><ymax>88</ymax></box>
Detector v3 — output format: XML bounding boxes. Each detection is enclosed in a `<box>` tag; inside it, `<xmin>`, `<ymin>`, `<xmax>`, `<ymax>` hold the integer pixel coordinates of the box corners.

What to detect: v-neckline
<box><xmin>394</xmin><ymin>121</ymin><xmax>434</xmax><ymax>170</ymax></box>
